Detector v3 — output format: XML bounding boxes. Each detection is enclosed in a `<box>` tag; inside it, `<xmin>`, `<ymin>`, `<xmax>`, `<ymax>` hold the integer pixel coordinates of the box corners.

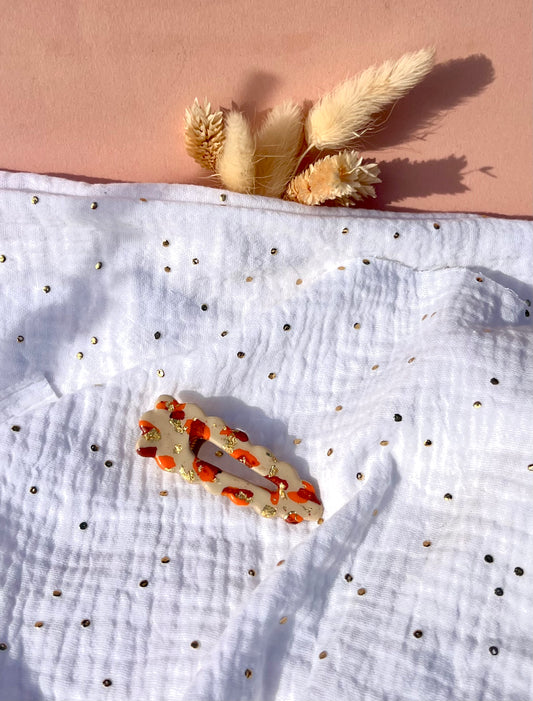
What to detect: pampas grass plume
<box><xmin>253</xmin><ymin>101</ymin><xmax>304</xmax><ymax>198</ymax></box>
<box><xmin>216</xmin><ymin>110</ymin><xmax>255</xmax><ymax>194</ymax></box>
<box><xmin>305</xmin><ymin>47</ymin><xmax>436</xmax><ymax>151</ymax></box>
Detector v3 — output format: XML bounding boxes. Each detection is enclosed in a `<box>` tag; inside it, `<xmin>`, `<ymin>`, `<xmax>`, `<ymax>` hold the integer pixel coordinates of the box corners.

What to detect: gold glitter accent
<box><xmin>76</xmin><ymin>352</ymin><xmax>83</xmax><ymax>359</ymax></box>
<box><xmin>317</xmin><ymin>518</ymin><xmax>324</xmax><ymax>524</ymax></box>
<box><xmin>90</xmin><ymin>202</ymin><xmax>98</xmax><ymax>209</ymax></box>
<box><xmin>371</xmin><ymin>364</ymin><xmax>379</xmax><ymax>370</ymax></box>
<box><xmin>356</xmin><ymin>472</ymin><xmax>364</xmax><ymax>481</ymax></box>
<box><xmin>293</xmin><ymin>438</ymin><xmax>302</xmax><ymax>445</ymax></box>
<box><xmin>162</xmin><ymin>240</ymin><xmax>170</xmax><ymax>247</ymax></box>
<box><xmin>296</xmin><ymin>278</ymin><xmax>302</xmax><ymax>285</ymax></box>
<box><xmin>164</xmin><ymin>266</ymin><xmax>171</xmax><ymax>273</ymax></box>
<box><xmin>43</xmin><ymin>286</ymin><xmax>51</xmax><ymax>293</ymax></box>
<box><xmin>528</xmin><ymin>464</ymin><xmax>533</xmax><ymax>471</ymax></box>
<box><xmin>279</xmin><ymin>616</ymin><xmax>288</xmax><ymax>624</ymax></box>
<box><xmin>357</xmin><ymin>588</ymin><xmax>366</xmax><ymax>596</ymax></box>
<box><xmin>95</xmin><ymin>262</ymin><xmax>102</xmax><ymax>269</ymax></box>
<box><xmin>285</xmin><ymin>511</ymin><xmax>298</xmax><ymax>521</ymax></box>
<box><xmin>372</xmin><ymin>509</ymin><xmax>378</xmax><ymax>516</ymax></box>
<box><xmin>277</xmin><ymin>560</ymin><xmax>285</xmax><ymax>566</ymax></box>
<box><xmin>380</xmin><ymin>440</ymin><xmax>389</xmax><ymax>446</ymax></box>
<box><xmin>157</xmin><ymin>369</ymin><xmax>165</xmax><ymax>377</ymax></box>
<box><xmin>31</xmin><ymin>195</ymin><xmax>39</xmax><ymax>204</ymax></box>
<box><xmin>319</xmin><ymin>651</ymin><xmax>328</xmax><ymax>659</ymax></box>
<box><xmin>169</xmin><ymin>418</ymin><xmax>184</xmax><ymax>433</ymax></box>
<box><xmin>173</xmin><ymin>444</ymin><xmax>183</xmax><ymax>454</ymax></box>
<box><xmin>336</xmin><ymin>405</ymin><xmax>342</xmax><ymax>411</ymax></box>
<box><xmin>179</xmin><ymin>467</ymin><xmax>196</xmax><ymax>483</ymax></box>
<box><xmin>244</xmin><ymin>669</ymin><xmax>252</xmax><ymax>678</ymax></box>
<box><xmin>159</xmin><ymin>490</ymin><xmax>168</xmax><ymax>496</ymax></box>
<box><xmin>261</xmin><ymin>505</ymin><xmax>277</xmax><ymax>518</ymax></box>
<box><xmin>338</xmin><ymin>266</ymin><xmax>345</xmax><ymax>270</ymax></box>
<box><xmin>353</xmin><ymin>323</ymin><xmax>361</xmax><ymax>329</ymax></box>
<box><xmin>473</xmin><ymin>401</ymin><xmax>482</xmax><ymax>408</ymax></box>
<box><xmin>423</xmin><ymin>540</ymin><xmax>431</xmax><ymax>547</ymax></box>
<box><xmin>52</xmin><ymin>590</ymin><xmax>62</xmax><ymax>597</ymax></box>
<box><xmin>90</xmin><ymin>337</ymin><xmax>97</xmax><ymax>344</ymax></box>
<box><xmin>268</xmin><ymin>465</ymin><xmax>279</xmax><ymax>477</ymax></box>
<box><xmin>265</xmin><ymin>451</ymin><xmax>277</xmax><ymax>462</ymax></box>
<box><xmin>140</xmin><ymin>198</ymin><xmax>147</xmax><ymax>202</ymax></box>
<box><xmin>271</xmin><ymin>247</ymin><xmax>278</xmax><ymax>255</ymax></box>
<box><xmin>327</xmin><ymin>448</ymin><xmax>333</xmax><ymax>456</ymax></box>
<box><xmin>342</xmin><ymin>227</ymin><xmax>349</xmax><ymax>234</ymax></box>
<box><xmin>236</xmin><ymin>490</ymin><xmax>252</xmax><ymax>503</ymax></box>
<box><xmin>0</xmin><ymin>255</ymin><xmax>5</xmax><ymax>263</ymax></box>
<box><xmin>246</xmin><ymin>276</ymin><xmax>253</xmax><ymax>282</ymax></box>
<box><xmin>220</xmin><ymin>193</ymin><xmax>227</xmax><ymax>202</ymax></box>
<box><xmin>224</xmin><ymin>435</ymin><xmax>237</xmax><ymax>453</ymax></box>
<box><xmin>422</xmin><ymin>314</ymin><xmax>428</xmax><ymax>320</ymax></box>
<box><xmin>215</xmin><ymin>450</ymin><xmax>223</xmax><ymax>457</ymax></box>
<box><xmin>34</xmin><ymin>621</ymin><xmax>44</xmax><ymax>628</ymax></box>
<box><xmin>161</xmin><ymin>556</ymin><xmax>170</xmax><ymax>563</ymax></box>
<box><xmin>268</xmin><ymin>372</ymin><xmax>277</xmax><ymax>379</ymax></box>
<box><xmin>143</xmin><ymin>428</ymin><xmax>161</xmax><ymax>442</ymax></box>
<box><xmin>408</xmin><ymin>357</ymin><xmax>415</xmax><ymax>363</ymax></box>
<box><xmin>444</xmin><ymin>493</ymin><xmax>453</xmax><ymax>501</ymax></box>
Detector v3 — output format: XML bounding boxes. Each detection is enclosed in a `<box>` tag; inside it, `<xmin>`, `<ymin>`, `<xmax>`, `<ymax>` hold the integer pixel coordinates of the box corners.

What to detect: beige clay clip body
<box><xmin>135</xmin><ymin>395</ymin><xmax>323</xmax><ymax>524</ymax></box>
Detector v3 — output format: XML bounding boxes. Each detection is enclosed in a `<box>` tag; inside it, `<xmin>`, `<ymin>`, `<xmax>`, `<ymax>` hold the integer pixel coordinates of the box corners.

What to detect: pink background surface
<box><xmin>0</xmin><ymin>0</ymin><xmax>531</xmax><ymax>217</ymax></box>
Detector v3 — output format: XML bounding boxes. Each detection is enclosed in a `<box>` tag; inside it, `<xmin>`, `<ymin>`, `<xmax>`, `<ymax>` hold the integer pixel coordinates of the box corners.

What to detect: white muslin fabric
<box><xmin>0</xmin><ymin>169</ymin><xmax>532</xmax><ymax>701</ymax></box>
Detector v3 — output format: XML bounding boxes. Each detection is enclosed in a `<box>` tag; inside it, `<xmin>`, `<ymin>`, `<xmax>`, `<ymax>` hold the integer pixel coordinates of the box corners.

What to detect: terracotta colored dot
<box><xmin>164</xmin><ymin>266</ymin><xmax>171</xmax><ymax>273</ymax></box>
<box><xmin>81</xmin><ymin>619</ymin><xmax>91</xmax><ymax>627</ymax></box>
<box><xmin>357</xmin><ymin>588</ymin><xmax>366</xmax><ymax>596</ymax></box>
<box><xmin>372</xmin><ymin>509</ymin><xmax>379</xmax><ymax>516</ymax></box>
<box><xmin>191</xmin><ymin>640</ymin><xmax>200</xmax><ymax>649</ymax></box>
<box><xmin>423</xmin><ymin>540</ymin><xmax>431</xmax><ymax>547</ymax></box>
<box><xmin>338</xmin><ymin>266</ymin><xmax>345</xmax><ymax>270</ymax></box>
<box><xmin>277</xmin><ymin>560</ymin><xmax>285</xmax><ymax>566</ymax></box>
<box><xmin>413</xmin><ymin>630</ymin><xmax>423</xmax><ymax>638</ymax></box>
<box><xmin>244</xmin><ymin>669</ymin><xmax>253</xmax><ymax>678</ymax></box>
<box><xmin>319</xmin><ymin>651</ymin><xmax>328</xmax><ymax>659</ymax></box>
<box><xmin>371</xmin><ymin>364</ymin><xmax>379</xmax><ymax>371</ymax></box>
<box><xmin>335</xmin><ymin>405</ymin><xmax>342</xmax><ymax>411</ymax></box>
<box><xmin>476</xmin><ymin>277</ymin><xmax>483</xmax><ymax>282</ymax></box>
<box><xmin>317</xmin><ymin>518</ymin><xmax>324</xmax><ymax>524</ymax></box>
<box><xmin>422</xmin><ymin>314</ymin><xmax>428</xmax><ymax>321</ymax></box>
<box><xmin>345</xmin><ymin>573</ymin><xmax>353</xmax><ymax>582</ymax></box>
<box><xmin>245</xmin><ymin>276</ymin><xmax>253</xmax><ymax>282</ymax></box>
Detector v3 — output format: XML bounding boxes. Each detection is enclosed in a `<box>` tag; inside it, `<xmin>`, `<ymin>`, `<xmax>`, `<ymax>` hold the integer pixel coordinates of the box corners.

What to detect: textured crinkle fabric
<box><xmin>0</xmin><ymin>170</ymin><xmax>532</xmax><ymax>701</ymax></box>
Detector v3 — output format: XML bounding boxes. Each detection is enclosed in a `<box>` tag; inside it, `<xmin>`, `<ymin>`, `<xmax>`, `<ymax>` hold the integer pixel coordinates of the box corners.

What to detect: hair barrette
<box><xmin>135</xmin><ymin>395</ymin><xmax>323</xmax><ymax>524</ymax></box>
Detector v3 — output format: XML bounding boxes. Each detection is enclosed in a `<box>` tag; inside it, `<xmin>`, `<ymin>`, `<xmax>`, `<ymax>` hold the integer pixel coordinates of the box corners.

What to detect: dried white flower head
<box><xmin>184</xmin><ymin>97</ymin><xmax>225</xmax><ymax>170</ymax></box>
<box><xmin>283</xmin><ymin>150</ymin><xmax>381</xmax><ymax>206</ymax></box>
<box><xmin>216</xmin><ymin>110</ymin><xmax>255</xmax><ymax>194</ymax></box>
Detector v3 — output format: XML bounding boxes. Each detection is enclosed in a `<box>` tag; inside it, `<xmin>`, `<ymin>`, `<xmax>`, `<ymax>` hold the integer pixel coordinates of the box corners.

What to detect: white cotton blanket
<box><xmin>0</xmin><ymin>170</ymin><xmax>532</xmax><ymax>701</ymax></box>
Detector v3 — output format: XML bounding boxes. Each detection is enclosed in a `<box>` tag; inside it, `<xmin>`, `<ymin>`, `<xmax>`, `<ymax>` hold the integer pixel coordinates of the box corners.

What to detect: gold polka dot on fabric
<box><xmin>90</xmin><ymin>202</ymin><xmax>98</xmax><ymax>209</ymax></box>
<box><xmin>335</xmin><ymin>405</ymin><xmax>342</xmax><ymax>411</ymax></box>
<box><xmin>293</xmin><ymin>439</ymin><xmax>302</xmax><ymax>445</ymax></box>
<box><xmin>157</xmin><ymin>369</ymin><xmax>165</xmax><ymax>377</ymax></box>
<box><xmin>271</xmin><ymin>247</ymin><xmax>278</xmax><ymax>255</ymax></box>
<box><xmin>52</xmin><ymin>590</ymin><xmax>62</xmax><ymax>597</ymax></box>
<box><xmin>31</xmin><ymin>196</ymin><xmax>39</xmax><ymax>204</ymax></box>
<box><xmin>423</xmin><ymin>540</ymin><xmax>431</xmax><ymax>547</ymax></box>
<box><xmin>476</xmin><ymin>277</ymin><xmax>483</xmax><ymax>282</ymax></box>
<box><xmin>444</xmin><ymin>493</ymin><xmax>453</xmax><ymax>501</ymax></box>
<box><xmin>356</xmin><ymin>473</ymin><xmax>364</xmax><ymax>481</ymax></box>
<box><xmin>246</xmin><ymin>276</ymin><xmax>253</xmax><ymax>282</ymax></box>
<box><xmin>139</xmin><ymin>580</ymin><xmax>149</xmax><ymax>587</ymax></box>
<box><xmin>162</xmin><ymin>240</ymin><xmax>170</xmax><ymax>247</ymax></box>
<box><xmin>408</xmin><ymin>357</ymin><xmax>415</xmax><ymax>363</ymax></box>
<box><xmin>424</xmin><ymin>440</ymin><xmax>432</xmax><ymax>446</ymax></box>
<box><xmin>296</xmin><ymin>278</ymin><xmax>303</xmax><ymax>285</ymax></box>
<box><xmin>362</xmin><ymin>259</ymin><xmax>370</xmax><ymax>265</ymax></box>
<box><xmin>527</xmin><ymin>464</ymin><xmax>533</xmax><ymax>472</ymax></box>
<box><xmin>29</xmin><ymin>486</ymin><xmax>38</xmax><ymax>494</ymax></box>
<box><xmin>244</xmin><ymin>669</ymin><xmax>253</xmax><ymax>678</ymax></box>
<box><xmin>164</xmin><ymin>266</ymin><xmax>171</xmax><ymax>273</ymax></box>
<box><xmin>338</xmin><ymin>266</ymin><xmax>346</xmax><ymax>271</ymax></box>
<box><xmin>317</xmin><ymin>518</ymin><xmax>324</xmax><ymax>524</ymax></box>
<box><xmin>380</xmin><ymin>440</ymin><xmax>389</xmax><ymax>446</ymax></box>
<box><xmin>90</xmin><ymin>337</ymin><xmax>98</xmax><ymax>345</ymax></box>
<box><xmin>17</xmin><ymin>336</ymin><xmax>24</xmax><ymax>343</ymax></box>
<box><xmin>221</xmin><ymin>330</ymin><xmax>228</xmax><ymax>337</ymax></box>
<box><xmin>433</xmin><ymin>222</ymin><xmax>440</xmax><ymax>229</ymax></box>
<box><xmin>345</xmin><ymin>573</ymin><xmax>353</xmax><ymax>582</ymax></box>
<box><xmin>42</xmin><ymin>286</ymin><xmax>51</xmax><ymax>293</ymax></box>
<box><xmin>279</xmin><ymin>617</ymin><xmax>288</xmax><ymax>625</ymax></box>
<box><xmin>357</xmin><ymin>588</ymin><xmax>366</xmax><ymax>596</ymax></box>
<box><xmin>95</xmin><ymin>261</ymin><xmax>103</xmax><ymax>270</ymax></box>
<box><xmin>353</xmin><ymin>323</ymin><xmax>361</xmax><ymax>329</ymax></box>
<box><xmin>318</xmin><ymin>651</ymin><xmax>328</xmax><ymax>659</ymax></box>
<box><xmin>248</xmin><ymin>569</ymin><xmax>256</xmax><ymax>577</ymax></box>
<box><xmin>81</xmin><ymin>619</ymin><xmax>91</xmax><ymax>627</ymax></box>
<box><xmin>76</xmin><ymin>352</ymin><xmax>83</xmax><ymax>359</ymax></box>
<box><xmin>473</xmin><ymin>401</ymin><xmax>482</xmax><ymax>408</ymax></box>
<box><xmin>268</xmin><ymin>372</ymin><xmax>277</xmax><ymax>379</ymax></box>
<box><xmin>277</xmin><ymin>560</ymin><xmax>285</xmax><ymax>567</ymax></box>
<box><xmin>342</xmin><ymin>227</ymin><xmax>349</xmax><ymax>234</ymax></box>
<box><xmin>161</xmin><ymin>557</ymin><xmax>170</xmax><ymax>564</ymax></box>
<box><xmin>413</xmin><ymin>630</ymin><xmax>423</xmax><ymax>638</ymax></box>
<box><xmin>192</xmin><ymin>258</ymin><xmax>199</xmax><ymax>265</ymax></box>
<box><xmin>34</xmin><ymin>621</ymin><xmax>44</xmax><ymax>628</ymax></box>
<box><xmin>0</xmin><ymin>255</ymin><xmax>6</xmax><ymax>263</ymax></box>
<box><xmin>371</xmin><ymin>365</ymin><xmax>379</xmax><ymax>371</ymax></box>
<box><xmin>219</xmin><ymin>194</ymin><xmax>227</xmax><ymax>202</ymax></box>
<box><xmin>327</xmin><ymin>448</ymin><xmax>333</xmax><ymax>456</ymax></box>
<box><xmin>237</xmin><ymin>351</ymin><xmax>245</xmax><ymax>358</ymax></box>
<box><xmin>191</xmin><ymin>640</ymin><xmax>200</xmax><ymax>649</ymax></box>
<box><xmin>160</xmin><ymin>490</ymin><xmax>168</xmax><ymax>496</ymax></box>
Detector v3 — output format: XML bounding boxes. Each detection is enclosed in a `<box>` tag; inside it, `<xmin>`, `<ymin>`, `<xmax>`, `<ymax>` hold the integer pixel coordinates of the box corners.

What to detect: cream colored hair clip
<box><xmin>135</xmin><ymin>395</ymin><xmax>323</xmax><ymax>524</ymax></box>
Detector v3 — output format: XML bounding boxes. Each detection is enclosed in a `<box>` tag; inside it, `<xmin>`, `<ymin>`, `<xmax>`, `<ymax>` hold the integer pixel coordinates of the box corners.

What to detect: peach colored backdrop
<box><xmin>0</xmin><ymin>0</ymin><xmax>531</xmax><ymax>217</ymax></box>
